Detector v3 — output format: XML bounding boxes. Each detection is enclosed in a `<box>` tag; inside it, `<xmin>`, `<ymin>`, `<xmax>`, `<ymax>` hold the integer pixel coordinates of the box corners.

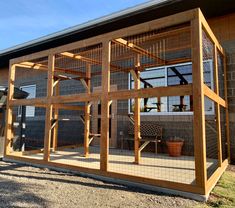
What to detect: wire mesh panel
<box><xmin>220</xmin><ymin>106</ymin><xmax>228</xmax><ymax>162</ymax></box>
<box><xmin>107</xmin><ymin>98</ymin><xmax>196</xmax><ymax>184</ymax></box>
<box><xmin>110</xmin><ymin>24</ymin><xmax>192</xmax><ymax>92</ymax></box>
<box><xmin>47</xmin><ymin>104</ymin><xmax>101</xmax><ymax>170</ymax></box>
<box><xmin>55</xmin><ymin>44</ymin><xmax>103</xmax><ymax>95</ymax></box>
<box><xmin>8</xmin><ymin>106</ymin><xmax>45</xmax><ymax>160</ymax></box>
<box><xmin>204</xmin><ymin>96</ymin><xmax>219</xmax><ymax>179</ymax></box>
<box><xmin>217</xmin><ymin>52</ymin><xmax>225</xmax><ymax>100</ymax></box>
<box><xmin>104</xmin><ymin>24</ymin><xmax>197</xmax><ymax>184</ymax></box>
<box><xmin>15</xmin><ymin>57</ymin><xmax>48</xmax><ymax>99</ymax></box>
<box><xmin>202</xmin><ymin>30</ymin><xmax>214</xmax><ymax>90</ymax></box>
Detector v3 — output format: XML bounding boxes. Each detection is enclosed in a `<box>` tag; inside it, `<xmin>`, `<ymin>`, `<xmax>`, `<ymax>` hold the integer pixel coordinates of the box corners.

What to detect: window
<box><xmin>18</xmin><ymin>85</ymin><xmax>36</xmax><ymax>117</ymax></box>
<box><xmin>129</xmin><ymin>61</ymin><xmax>213</xmax><ymax>115</ymax></box>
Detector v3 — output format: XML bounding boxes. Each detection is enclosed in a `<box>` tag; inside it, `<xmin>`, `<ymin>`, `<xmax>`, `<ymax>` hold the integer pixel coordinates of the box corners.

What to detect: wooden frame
<box><xmin>4</xmin><ymin>8</ymin><xmax>229</xmax><ymax>197</ymax></box>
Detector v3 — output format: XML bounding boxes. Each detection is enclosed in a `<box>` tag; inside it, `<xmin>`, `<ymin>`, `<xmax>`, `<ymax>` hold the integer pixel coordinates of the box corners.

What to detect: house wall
<box><xmin>0</xmin><ymin>68</ymin><xmax>9</xmax><ymax>86</ymax></box>
<box><xmin>208</xmin><ymin>13</ymin><xmax>235</xmax><ymax>162</ymax></box>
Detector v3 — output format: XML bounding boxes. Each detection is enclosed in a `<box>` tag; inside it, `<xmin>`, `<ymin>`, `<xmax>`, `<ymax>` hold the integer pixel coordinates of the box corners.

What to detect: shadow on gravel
<box><xmin>0</xmin><ymin>160</ymin><xmax>181</xmax><ymax>201</ymax></box>
<box><xmin>0</xmin><ymin>162</ymin><xmax>48</xmax><ymax>207</ymax></box>
<box><xmin>0</xmin><ymin>177</ymin><xmax>47</xmax><ymax>207</ymax></box>
<box><xmin>0</xmin><ymin>162</ymin><xmax>172</xmax><ymax>198</ymax></box>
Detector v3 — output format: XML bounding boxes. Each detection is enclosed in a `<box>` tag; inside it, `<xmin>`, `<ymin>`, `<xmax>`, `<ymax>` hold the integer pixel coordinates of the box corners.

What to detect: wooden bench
<box><xmin>123</xmin><ymin>121</ymin><xmax>162</xmax><ymax>153</ymax></box>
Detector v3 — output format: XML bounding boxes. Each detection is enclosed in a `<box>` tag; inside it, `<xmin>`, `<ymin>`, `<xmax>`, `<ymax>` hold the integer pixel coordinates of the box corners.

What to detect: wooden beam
<box><xmin>4</xmin><ymin>64</ymin><xmax>16</xmax><ymax>156</ymax></box>
<box><xmin>203</xmin><ymin>85</ymin><xmax>226</xmax><ymax>108</ymax></box>
<box><xmin>113</xmin><ymin>38</ymin><xmax>165</xmax><ymax>64</ymax></box>
<box><xmin>53</xmin><ymin>104</ymin><xmax>84</xmax><ymax>111</ymax></box>
<box><xmin>191</xmin><ymin>14</ymin><xmax>207</xmax><ymax>191</ymax></box>
<box><xmin>52</xmin><ymin>81</ymin><xmax>60</xmax><ymax>151</ymax></box>
<box><xmin>133</xmin><ymin>55</ymin><xmax>141</xmax><ymax>164</ymax></box>
<box><xmin>100</xmin><ymin>41</ymin><xmax>111</xmax><ymax>171</ymax></box>
<box><xmin>9</xmin><ymin>97</ymin><xmax>47</xmax><ymax>107</ymax></box>
<box><xmin>50</xmin><ymin>92</ymin><xmax>101</xmax><ymax>104</ymax></box>
<box><xmin>84</xmin><ymin>64</ymin><xmax>91</xmax><ymax>157</ymax></box>
<box><xmin>108</xmin><ymin>84</ymin><xmax>193</xmax><ymax>100</ymax></box>
<box><xmin>43</xmin><ymin>54</ymin><xmax>55</xmax><ymax>161</ymax></box>
<box><xmin>213</xmin><ymin>45</ymin><xmax>222</xmax><ymax>166</ymax></box>
<box><xmin>17</xmin><ymin>62</ymin><xmax>86</xmax><ymax>77</ymax></box>
<box><xmin>60</xmin><ymin>52</ymin><xmax>101</xmax><ymax>65</ymax></box>
<box><xmin>53</xmin><ymin>74</ymin><xmax>86</xmax><ymax>81</ymax></box>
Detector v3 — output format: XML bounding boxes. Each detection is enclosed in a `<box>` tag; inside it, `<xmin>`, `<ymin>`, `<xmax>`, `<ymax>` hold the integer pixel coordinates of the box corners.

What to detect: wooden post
<box><xmin>43</xmin><ymin>54</ymin><xmax>55</xmax><ymax>161</ymax></box>
<box><xmin>134</xmin><ymin>71</ymin><xmax>140</xmax><ymax>164</ymax></box>
<box><xmin>131</xmin><ymin>55</ymin><xmax>141</xmax><ymax>164</ymax></box>
<box><xmin>52</xmin><ymin>81</ymin><xmax>60</xmax><ymax>151</ymax></box>
<box><xmin>191</xmin><ymin>13</ymin><xmax>207</xmax><ymax>190</ymax></box>
<box><xmin>4</xmin><ymin>63</ymin><xmax>16</xmax><ymax>156</ymax></box>
<box><xmin>213</xmin><ymin>45</ymin><xmax>222</xmax><ymax>166</ymax></box>
<box><xmin>157</xmin><ymin>97</ymin><xmax>161</xmax><ymax>112</ymax></box>
<box><xmin>84</xmin><ymin>64</ymin><xmax>91</xmax><ymax>157</ymax></box>
<box><xmin>100</xmin><ymin>41</ymin><xmax>111</xmax><ymax>171</ymax></box>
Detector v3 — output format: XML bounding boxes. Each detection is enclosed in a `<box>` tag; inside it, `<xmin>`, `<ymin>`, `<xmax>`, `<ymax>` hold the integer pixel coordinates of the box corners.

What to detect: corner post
<box><xmin>213</xmin><ymin>45</ymin><xmax>222</xmax><ymax>166</ymax></box>
<box><xmin>191</xmin><ymin>10</ymin><xmax>207</xmax><ymax>191</ymax></box>
<box><xmin>4</xmin><ymin>63</ymin><xmax>16</xmax><ymax>156</ymax></box>
<box><xmin>43</xmin><ymin>54</ymin><xmax>55</xmax><ymax>161</ymax></box>
<box><xmin>100</xmin><ymin>40</ymin><xmax>111</xmax><ymax>171</ymax></box>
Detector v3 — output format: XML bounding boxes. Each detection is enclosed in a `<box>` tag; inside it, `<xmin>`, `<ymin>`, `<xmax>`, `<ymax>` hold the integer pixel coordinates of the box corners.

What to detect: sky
<box><xmin>0</xmin><ymin>0</ymin><xmax>150</xmax><ymax>51</ymax></box>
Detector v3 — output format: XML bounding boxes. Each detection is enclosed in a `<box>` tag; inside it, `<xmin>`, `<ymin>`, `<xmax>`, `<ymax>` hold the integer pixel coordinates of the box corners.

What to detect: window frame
<box><xmin>128</xmin><ymin>61</ymin><xmax>214</xmax><ymax>116</ymax></box>
<box><xmin>18</xmin><ymin>84</ymin><xmax>36</xmax><ymax>118</ymax></box>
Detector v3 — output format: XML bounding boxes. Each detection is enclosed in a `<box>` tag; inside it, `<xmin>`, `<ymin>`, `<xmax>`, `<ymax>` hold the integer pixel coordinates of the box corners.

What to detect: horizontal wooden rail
<box><xmin>9</xmin><ymin>97</ymin><xmax>47</xmax><ymax>106</ymax></box>
<box><xmin>203</xmin><ymin>84</ymin><xmax>226</xmax><ymax>108</ymax></box>
<box><xmin>108</xmin><ymin>84</ymin><xmax>193</xmax><ymax>100</ymax></box>
<box><xmin>50</xmin><ymin>92</ymin><xmax>102</xmax><ymax>103</ymax></box>
<box><xmin>16</xmin><ymin>62</ymin><xmax>86</xmax><ymax>77</ymax></box>
<box><xmin>53</xmin><ymin>104</ymin><xmax>84</xmax><ymax>111</ymax></box>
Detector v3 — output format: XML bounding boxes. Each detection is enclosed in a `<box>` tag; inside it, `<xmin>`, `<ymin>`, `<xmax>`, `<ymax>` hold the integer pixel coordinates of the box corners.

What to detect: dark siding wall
<box><xmin>209</xmin><ymin>13</ymin><xmax>235</xmax><ymax>162</ymax></box>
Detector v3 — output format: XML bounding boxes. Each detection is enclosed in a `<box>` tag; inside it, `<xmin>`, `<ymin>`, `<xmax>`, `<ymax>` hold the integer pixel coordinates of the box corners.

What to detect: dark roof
<box><xmin>0</xmin><ymin>0</ymin><xmax>234</xmax><ymax>68</ymax></box>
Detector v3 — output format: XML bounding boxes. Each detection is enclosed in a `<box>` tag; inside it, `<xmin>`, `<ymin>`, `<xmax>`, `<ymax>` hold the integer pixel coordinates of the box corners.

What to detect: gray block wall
<box><xmin>223</xmin><ymin>40</ymin><xmax>235</xmax><ymax>162</ymax></box>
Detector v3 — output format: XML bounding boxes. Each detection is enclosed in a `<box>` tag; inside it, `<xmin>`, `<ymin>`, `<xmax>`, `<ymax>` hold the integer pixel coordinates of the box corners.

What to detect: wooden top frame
<box><xmin>9</xmin><ymin>8</ymin><xmax>210</xmax><ymax>65</ymax></box>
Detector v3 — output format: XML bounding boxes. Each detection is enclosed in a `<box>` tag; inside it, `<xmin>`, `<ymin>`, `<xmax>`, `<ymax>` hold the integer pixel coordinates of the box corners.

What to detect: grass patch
<box><xmin>196</xmin><ymin>166</ymin><xmax>235</xmax><ymax>208</ymax></box>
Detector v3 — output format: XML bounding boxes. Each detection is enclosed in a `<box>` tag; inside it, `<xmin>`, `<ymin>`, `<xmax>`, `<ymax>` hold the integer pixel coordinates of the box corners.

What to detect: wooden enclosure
<box><xmin>4</xmin><ymin>8</ymin><xmax>229</xmax><ymax>197</ymax></box>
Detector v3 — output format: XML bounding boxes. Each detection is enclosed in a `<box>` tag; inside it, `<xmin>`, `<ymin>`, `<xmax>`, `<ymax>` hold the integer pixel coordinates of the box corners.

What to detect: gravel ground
<box><xmin>0</xmin><ymin>160</ymin><xmax>199</xmax><ymax>208</ymax></box>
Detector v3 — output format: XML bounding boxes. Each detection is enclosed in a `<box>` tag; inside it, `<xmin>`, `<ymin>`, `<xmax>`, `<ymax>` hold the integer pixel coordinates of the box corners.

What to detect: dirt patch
<box><xmin>227</xmin><ymin>164</ymin><xmax>235</xmax><ymax>172</ymax></box>
<box><xmin>0</xmin><ymin>161</ymin><xmax>199</xmax><ymax>208</ymax></box>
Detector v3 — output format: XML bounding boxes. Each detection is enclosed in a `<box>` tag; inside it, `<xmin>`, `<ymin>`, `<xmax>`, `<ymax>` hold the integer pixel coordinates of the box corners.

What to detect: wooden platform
<box><xmin>16</xmin><ymin>147</ymin><xmax>217</xmax><ymax>185</ymax></box>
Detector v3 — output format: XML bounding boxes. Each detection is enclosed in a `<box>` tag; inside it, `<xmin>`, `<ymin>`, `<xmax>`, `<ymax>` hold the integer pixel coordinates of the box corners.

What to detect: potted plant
<box><xmin>166</xmin><ymin>137</ymin><xmax>184</xmax><ymax>157</ymax></box>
